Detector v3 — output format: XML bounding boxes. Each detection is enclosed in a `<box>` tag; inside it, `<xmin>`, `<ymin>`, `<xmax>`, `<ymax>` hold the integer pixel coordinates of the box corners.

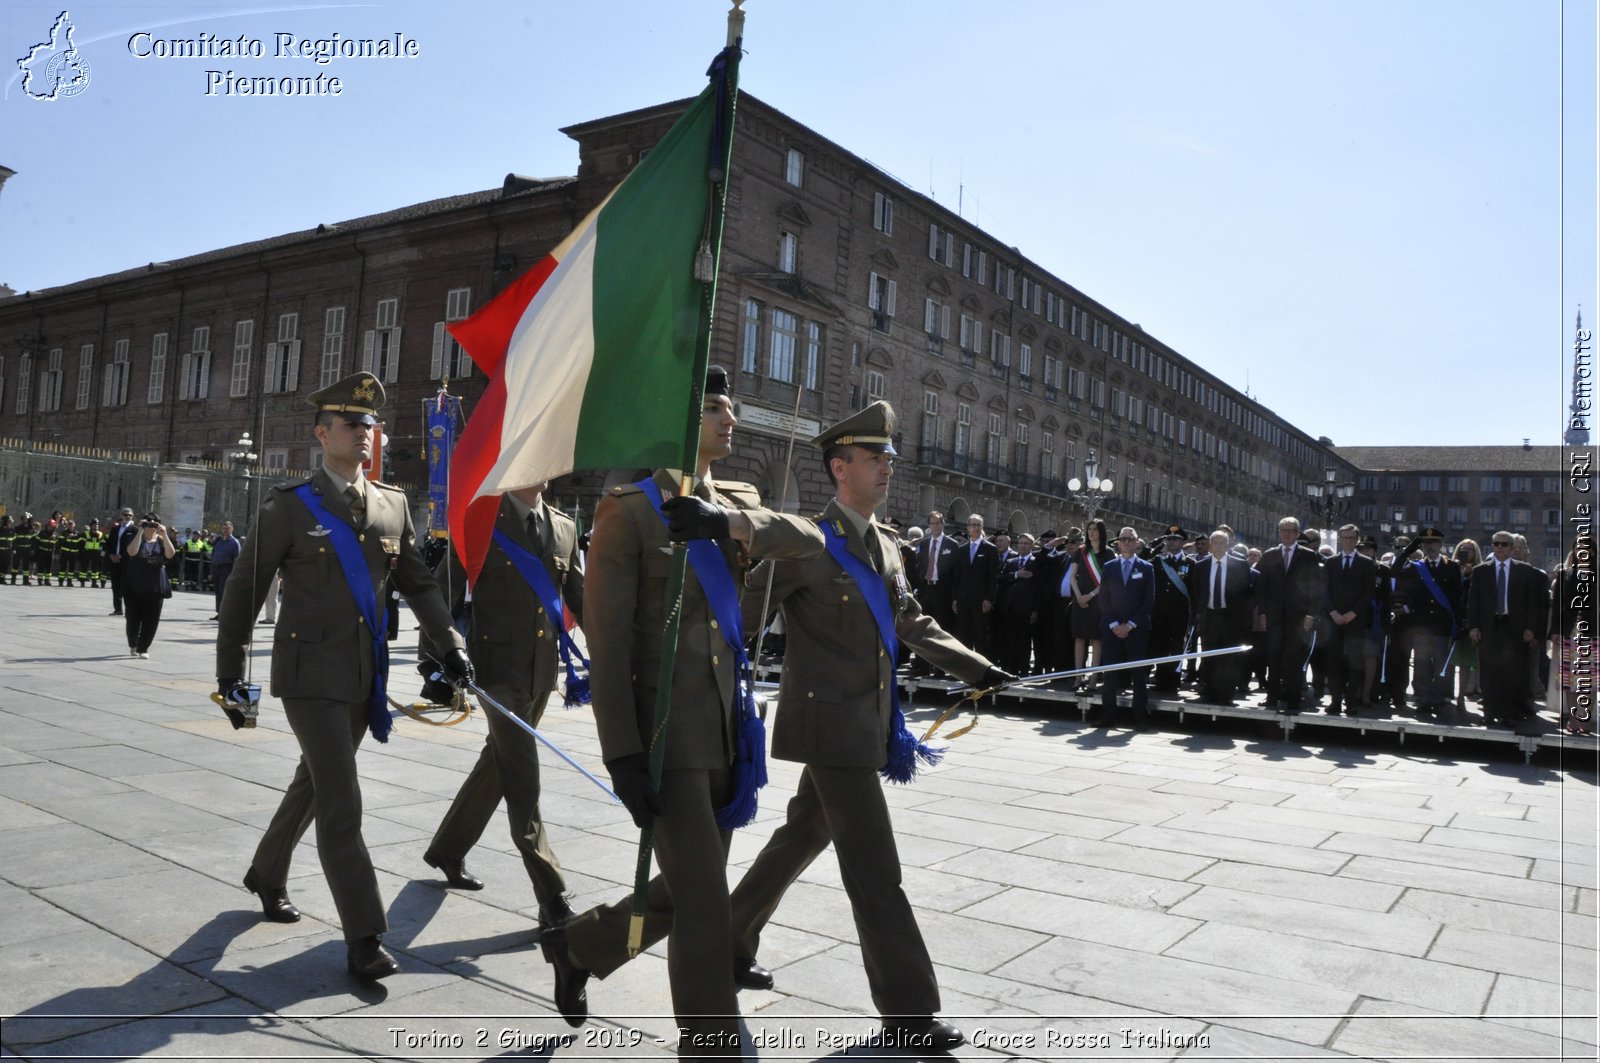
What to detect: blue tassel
<box><xmin>715</xmin><ymin>700</ymin><xmax>768</xmax><ymax>830</ymax></box>
<box><xmin>562</xmin><ymin>658</ymin><xmax>592</xmax><ymax>708</ymax></box>
<box><xmin>880</xmin><ymin>706</ymin><xmax>942</xmax><ymax>784</ymax></box>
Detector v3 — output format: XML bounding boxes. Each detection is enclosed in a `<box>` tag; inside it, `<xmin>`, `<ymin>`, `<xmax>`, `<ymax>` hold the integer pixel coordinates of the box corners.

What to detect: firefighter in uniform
<box><xmin>13</xmin><ymin>517</ymin><xmax>36</xmax><ymax>584</ymax></box>
<box><xmin>0</xmin><ymin>516</ymin><xmax>14</xmax><ymax>585</ymax></box>
<box><xmin>33</xmin><ymin>520</ymin><xmax>56</xmax><ymax>586</ymax></box>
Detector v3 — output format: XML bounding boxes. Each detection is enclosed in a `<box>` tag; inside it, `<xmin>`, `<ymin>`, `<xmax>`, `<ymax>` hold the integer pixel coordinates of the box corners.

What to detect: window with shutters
<box><xmin>804</xmin><ymin>321</ymin><xmax>822</xmax><ymax>390</ymax></box>
<box><xmin>147</xmin><ymin>333</ymin><xmax>168</xmax><ymax>404</ymax></box>
<box><xmin>954</xmin><ymin>402</ymin><xmax>971</xmax><ymax>456</ymax></box>
<box><xmin>430</xmin><ymin>289</ymin><xmax>471</xmax><ymax>380</ymax></box>
<box><xmin>1014</xmin><ymin>421</ymin><xmax>1029</xmax><ymax>471</ymax></box>
<box><xmin>40</xmin><ymin>348</ymin><xmax>64</xmax><ymax>411</ymax></box>
<box><xmin>1479</xmin><ymin>475</ymin><xmax>1500</xmax><ymax>493</ymax></box>
<box><xmin>866</xmin><ymin>369</ymin><xmax>884</xmax><ymax>402</ymax></box>
<box><xmin>103</xmin><ymin>339</ymin><xmax>130</xmax><ymax>407</ymax></box>
<box><xmin>1479</xmin><ymin>504</ymin><xmax>1502</xmax><ymax>525</ymax></box>
<box><xmin>990</xmin><ymin>330</ymin><xmax>1009</xmax><ymax>380</ymax></box>
<box><xmin>320</xmin><ymin>306</ymin><xmax>346</xmax><ymax>386</ymax></box>
<box><xmin>264</xmin><ymin>312</ymin><xmax>301</xmax><ymax>394</ymax></box>
<box><xmin>921</xmin><ymin>391</ymin><xmax>940</xmax><ymax>449</ymax></box>
<box><xmin>1041</xmin><ymin>430</ymin><xmax>1054</xmax><ymax>480</ymax></box>
<box><xmin>740</xmin><ymin>298</ymin><xmax>761</xmax><ymax>374</ymax></box>
<box><xmin>181</xmin><ymin>327</ymin><xmax>211</xmax><ymax>401</ymax></box>
<box><xmin>1419</xmin><ymin>504</ymin><xmax>1439</xmax><ymax>523</ymax></box>
<box><xmin>1508</xmin><ymin>476</ymin><xmax>1532</xmax><ymax>493</ymax></box>
<box><xmin>366</xmin><ymin>296</ymin><xmax>406</xmax><ymax>384</ymax></box>
<box><xmin>769</xmin><ymin>308</ymin><xmax>797</xmax><ymax>383</ymax></box>
<box><xmin>872</xmin><ymin>191</ymin><xmax>894</xmax><ymax>234</ymax></box>
<box><xmin>867</xmin><ymin>272</ymin><xmax>896</xmax><ymax>331</ymax></box>
<box><xmin>927</xmin><ymin>223</ymin><xmax>954</xmax><ymax>267</ymax></box>
<box><xmin>15</xmin><ymin>354</ymin><xmax>29</xmax><ymax>414</ymax></box>
<box><xmin>958</xmin><ymin>314</ymin><xmax>982</xmax><ymax>356</ymax></box>
<box><xmin>986</xmin><ymin>412</ymin><xmax>1004</xmax><ymax>466</ymax></box>
<box><xmin>75</xmin><ymin>344</ymin><xmax>94</xmax><ymax>410</ymax></box>
<box><xmin>784</xmin><ymin>148</ymin><xmax>804</xmax><ymax>187</ymax></box>
<box><xmin>778</xmin><ymin>231</ymin><xmax>797</xmax><ymax>274</ymax></box>
<box><xmin>923</xmin><ymin>297</ymin><xmax>950</xmax><ymax>354</ymax></box>
<box><xmin>229</xmin><ymin>320</ymin><xmax>254</xmax><ymax>397</ymax></box>
<box><xmin>1543</xmin><ymin>476</ymin><xmax>1562</xmax><ymax>493</ymax></box>
<box><xmin>1090</xmin><ymin>378</ymin><xmax>1105</xmax><ymax>410</ymax></box>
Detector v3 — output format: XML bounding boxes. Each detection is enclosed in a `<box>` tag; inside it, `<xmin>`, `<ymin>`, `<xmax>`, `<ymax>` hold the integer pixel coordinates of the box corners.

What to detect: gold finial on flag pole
<box><xmin>727</xmin><ymin>0</ymin><xmax>744</xmax><ymax>45</ymax></box>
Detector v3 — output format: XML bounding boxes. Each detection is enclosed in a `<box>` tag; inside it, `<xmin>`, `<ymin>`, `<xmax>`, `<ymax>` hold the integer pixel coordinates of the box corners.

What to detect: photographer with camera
<box><xmin>122</xmin><ymin>513</ymin><xmax>176</xmax><ymax>659</ymax></box>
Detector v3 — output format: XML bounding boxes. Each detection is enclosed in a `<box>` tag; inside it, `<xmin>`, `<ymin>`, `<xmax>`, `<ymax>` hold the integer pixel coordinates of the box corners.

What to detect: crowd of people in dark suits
<box><xmin>889</xmin><ymin>511</ymin><xmax>1590</xmax><ymax>736</ymax></box>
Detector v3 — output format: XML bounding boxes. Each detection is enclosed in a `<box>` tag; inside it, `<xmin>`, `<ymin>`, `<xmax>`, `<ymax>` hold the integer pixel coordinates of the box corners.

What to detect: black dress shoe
<box><xmin>539</xmin><ymin>926</ymin><xmax>589</xmax><ymax>1027</ymax></box>
<box><xmin>423</xmin><ymin>852</ymin><xmax>484</xmax><ymax>890</ymax></box>
<box><xmin>243</xmin><ymin>867</ymin><xmax>300</xmax><ymax>923</ymax></box>
<box><xmin>537</xmin><ymin>897</ymin><xmax>576</xmax><ymax>930</ymax></box>
<box><xmin>347</xmin><ymin>935</ymin><xmax>400</xmax><ymax>980</ymax></box>
<box><xmin>733</xmin><ymin>956</ymin><xmax>774</xmax><ymax>991</ymax></box>
<box><xmin>883</xmin><ymin>1017</ymin><xmax>965</xmax><ymax>1052</ymax></box>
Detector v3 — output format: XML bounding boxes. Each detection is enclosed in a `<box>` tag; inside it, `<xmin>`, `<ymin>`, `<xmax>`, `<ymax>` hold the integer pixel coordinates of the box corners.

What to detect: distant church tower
<box><xmin>1568</xmin><ymin>308</ymin><xmax>1592</xmax><ymax>446</ymax></box>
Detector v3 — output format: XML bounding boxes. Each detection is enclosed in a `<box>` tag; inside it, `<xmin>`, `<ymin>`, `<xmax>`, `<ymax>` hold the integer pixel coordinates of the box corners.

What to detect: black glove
<box><xmin>415</xmin><ymin>660</ymin><xmax>456</xmax><ymax>706</ymax></box>
<box><xmin>441</xmin><ymin>647</ymin><xmax>475</xmax><ymax>689</ymax></box>
<box><xmin>981</xmin><ymin>666</ymin><xmax>1019</xmax><ymax>690</ymax></box>
<box><xmin>216</xmin><ymin>678</ymin><xmax>256</xmax><ymax>730</ymax></box>
<box><xmin>660</xmin><ymin>495</ymin><xmax>730</xmax><ymax>542</ymax></box>
<box><xmin>605</xmin><ymin>752</ymin><xmax>664</xmax><ymax>829</ymax></box>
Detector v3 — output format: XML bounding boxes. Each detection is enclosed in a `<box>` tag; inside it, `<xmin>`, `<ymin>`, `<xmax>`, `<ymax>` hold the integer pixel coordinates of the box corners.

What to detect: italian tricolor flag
<box><xmin>447</xmin><ymin>76</ymin><xmax>732</xmax><ymax>584</ymax></box>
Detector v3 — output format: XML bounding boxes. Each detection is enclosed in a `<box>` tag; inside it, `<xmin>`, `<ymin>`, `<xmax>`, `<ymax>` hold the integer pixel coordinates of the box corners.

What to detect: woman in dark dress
<box><xmin>1069</xmin><ymin>518</ymin><xmax>1113</xmax><ymax>691</ymax></box>
<box><xmin>122</xmin><ymin>512</ymin><xmax>175</xmax><ymax>659</ymax></box>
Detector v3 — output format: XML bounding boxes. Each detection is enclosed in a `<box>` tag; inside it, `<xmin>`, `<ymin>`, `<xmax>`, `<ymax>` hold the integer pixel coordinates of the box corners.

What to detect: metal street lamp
<box><xmin>229</xmin><ymin>431</ymin><xmax>259</xmax><ymax>531</ymax></box>
<box><xmin>1305</xmin><ymin>466</ymin><xmax>1355</xmax><ymax>537</ymax></box>
<box><xmin>1065</xmin><ymin>449</ymin><xmax>1115</xmax><ymax>520</ymax></box>
<box><xmin>1379</xmin><ymin>507</ymin><xmax>1418</xmax><ymax>548</ymax></box>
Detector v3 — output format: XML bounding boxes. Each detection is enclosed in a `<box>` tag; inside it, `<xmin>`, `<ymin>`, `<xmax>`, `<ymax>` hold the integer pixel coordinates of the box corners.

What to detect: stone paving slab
<box><xmin>1</xmin><ymin>585</ymin><xmax>1596</xmax><ymax>1061</ymax></box>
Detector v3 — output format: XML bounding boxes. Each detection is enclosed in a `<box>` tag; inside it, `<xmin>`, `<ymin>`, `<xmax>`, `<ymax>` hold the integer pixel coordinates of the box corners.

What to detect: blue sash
<box><xmin>1159</xmin><ymin>558</ymin><xmax>1189</xmax><ymax>598</ymax></box>
<box><xmin>1412</xmin><ymin>559</ymin><xmax>1457</xmax><ymax>632</ymax></box>
<box><xmin>637</xmin><ymin>477</ymin><xmax>765</xmax><ymax>829</ymax></box>
<box><xmin>491</xmin><ymin>527</ymin><xmax>590</xmax><ymax>706</ymax></box>
<box><xmin>820</xmin><ymin>519</ymin><xmax>942</xmax><ymax>783</ymax></box>
<box><xmin>293</xmin><ymin>484</ymin><xmax>391</xmax><ymax>742</ymax></box>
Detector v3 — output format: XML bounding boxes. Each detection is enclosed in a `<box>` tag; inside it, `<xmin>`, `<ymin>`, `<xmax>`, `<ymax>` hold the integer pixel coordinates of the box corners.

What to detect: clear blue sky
<box><xmin>3</xmin><ymin>0</ymin><xmax>1593</xmax><ymax>448</ymax></box>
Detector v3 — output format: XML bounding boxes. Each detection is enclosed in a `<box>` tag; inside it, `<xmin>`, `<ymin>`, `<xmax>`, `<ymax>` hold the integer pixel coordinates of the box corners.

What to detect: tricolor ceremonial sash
<box><xmin>637</xmin><ymin>477</ymin><xmax>765</xmax><ymax>828</ymax></box>
<box><xmin>820</xmin><ymin>519</ymin><xmax>942</xmax><ymax>784</ymax></box>
<box><xmin>490</xmin><ymin>527</ymin><xmax>590</xmax><ymax>706</ymax></box>
<box><xmin>1082</xmin><ymin>549</ymin><xmax>1104</xmax><ymax>589</ymax></box>
<box><xmin>293</xmin><ymin>484</ymin><xmax>392</xmax><ymax>742</ymax></box>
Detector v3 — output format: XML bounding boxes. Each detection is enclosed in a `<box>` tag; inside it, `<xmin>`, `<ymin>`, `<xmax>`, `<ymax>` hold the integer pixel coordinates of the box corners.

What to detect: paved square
<box><xmin>1</xmin><ymin>586</ymin><xmax>1594</xmax><ymax>1059</ymax></box>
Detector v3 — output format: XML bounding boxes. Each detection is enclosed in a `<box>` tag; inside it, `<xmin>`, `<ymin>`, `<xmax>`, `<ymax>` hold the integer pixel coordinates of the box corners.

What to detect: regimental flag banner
<box><xmin>447</xmin><ymin>60</ymin><xmax>733</xmax><ymax>584</ymax></box>
<box><xmin>425</xmin><ymin>390</ymin><xmax>462</xmax><ymax>538</ymax></box>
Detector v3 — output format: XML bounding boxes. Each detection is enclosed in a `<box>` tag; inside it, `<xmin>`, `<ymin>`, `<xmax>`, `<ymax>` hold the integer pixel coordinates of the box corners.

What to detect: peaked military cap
<box><xmin>1164</xmin><ymin>523</ymin><xmax>1187</xmax><ymax>540</ymax></box>
<box><xmin>1416</xmin><ymin>526</ymin><xmax>1445</xmax><ymax>541</ymax></box>
<box><xmin>813</xmin><ymin>400</ymin><xmax>896</xmax><ymax>454</ymax></box>
<box><xmin>1357</xmin><ymin>536</ymin><xmax>1379</xmax><ymax>550</ymax></box>
<box><xmin>307</xmin><ymin>371</ymin><xmax>385</xmax><ymax>424</ymax></box>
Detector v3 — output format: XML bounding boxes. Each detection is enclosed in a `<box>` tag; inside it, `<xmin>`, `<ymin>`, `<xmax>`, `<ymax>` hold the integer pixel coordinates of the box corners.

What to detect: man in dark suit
<box><xmin>1324</xmin><ymin>523</ymin><xmax>1377</xmax><ymax>716</ymax></box>
<box><xmin>996</xmin><ymin>531</ymin><xmax>1046</xmax><ymax>674</ymax></box>
<box><xmin>948</xmin><ymin>513</ymin><xmax>1000</xmax><ymax>654</ymax></box>
<box><xmin>1187</xmin><ymin>529</ymin><xmax>1255</xmax><ymax>705</ymax></box>
<box><xmin>1468</xmin><ymin>531</ymin><xmax>1550</xmax><ymax>728</ymax></box>
<box><xmin>1391</xmin><ymin>527</ymin><xmax>1464</xmax><ymax>718</ymax></box>
<box><xmin>1254</xmin><ymin>516</ymin><xmax>1326</xmax><ymax>714</ymax></box>
<box><xmin>106</xmin><ymin>507</ymin><xmax>138</xmax><ymax>613</ymax></box>
<box><xmin>1093</xmin><ymin>526</ymin><xmax>1156</xmax><ymax>730</ymax></box>
<box><xmin>908</xmin><ymin>510</ymin><xmax>959</xmax><ymax>659</ymax></box>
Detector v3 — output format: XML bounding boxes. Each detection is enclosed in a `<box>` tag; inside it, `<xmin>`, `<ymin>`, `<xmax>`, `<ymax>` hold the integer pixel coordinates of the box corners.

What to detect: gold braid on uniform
<box><xmin>387</xmin><ymin>687</ymin><xmax>474</xmax><ymax>727</ymax></box>
<box><xmin>920</xmin><ymin>684</ymin><xmax>992</xmax><ymax>743</ymax></box>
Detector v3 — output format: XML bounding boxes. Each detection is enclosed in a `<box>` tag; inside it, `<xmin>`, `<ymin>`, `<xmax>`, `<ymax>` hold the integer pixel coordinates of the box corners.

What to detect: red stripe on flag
<box><xmin>444</xmin><ymin>251</ymin><xmax>562</xmax><ymax>584</ymax></box>
<box><xmin>446</xmin><ymin>253</ymin><xmax>560</xmax><ymax>377</ymax></box>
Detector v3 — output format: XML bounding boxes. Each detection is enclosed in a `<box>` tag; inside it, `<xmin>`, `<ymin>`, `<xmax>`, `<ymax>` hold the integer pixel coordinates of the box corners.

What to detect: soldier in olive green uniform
<box><xmin>216</xmin><ymin>372</ymin><xmax>473</xmax><ymax>981</ymax></box>
<box><xmin>540</xmin><ymin>368</ymin><xmax>824</xmax><ymax>1056</ymax></box>
<box><xmin>730</xmin><ymin>402</ymin><xmax>1010</xmax><ymax>1053</ymax></box>
<box><xmin>420</xmin><ymin>483</ymin><xmax>583</xmax><ymax>925</ymax></box>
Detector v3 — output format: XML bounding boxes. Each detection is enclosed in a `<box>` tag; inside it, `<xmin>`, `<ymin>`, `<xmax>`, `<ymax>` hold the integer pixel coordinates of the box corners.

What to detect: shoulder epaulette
<box><xmin>370</xmin><ymin>480</ymin><xmax>406</xmax><ymax>494</ymax></box>
<box><xmin>269</xmin><ymin>478</ymin><xmax>313</xmax><ymax>493</ymax></box>
<box><xmin>609</xmin><ymin>483</ymin><xmax>645</xmax><ymax>496</ymax></box>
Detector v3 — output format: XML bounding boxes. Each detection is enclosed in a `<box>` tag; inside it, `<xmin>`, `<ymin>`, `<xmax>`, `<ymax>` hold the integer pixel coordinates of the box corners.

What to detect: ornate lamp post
<box><xmin>229</xmin><ymin>431</ymin><xmax>259</xmax><ymax>531</ymax></box>
<box><xmin>1066</xmin><ymin>449</ymin><xmax>1114</xmax><ymax>521</ymax></box>
<box><xmin>1380</xmin><ymin>507</ymin><xmax>1418</xmax><ymax>550</ymax></box>
<box><xmin>1305</xmin><ymin>466</ymin><xmax>1355</xmax><ymax>540</ymax></box>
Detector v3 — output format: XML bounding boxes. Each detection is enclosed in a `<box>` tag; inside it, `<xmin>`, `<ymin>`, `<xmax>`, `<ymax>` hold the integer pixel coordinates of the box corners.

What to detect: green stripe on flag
<box><xmin>576</xmin><ymin>86</ymin><xmax>721</xmax><ymax>472</ymax></box>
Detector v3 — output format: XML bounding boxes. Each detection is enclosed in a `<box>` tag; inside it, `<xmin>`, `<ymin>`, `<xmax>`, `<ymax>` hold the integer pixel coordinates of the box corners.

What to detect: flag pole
<box><xmin>628</xmin><ymin>4</ymin><xmax>744</xmax><ymax>958</ymax></box>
